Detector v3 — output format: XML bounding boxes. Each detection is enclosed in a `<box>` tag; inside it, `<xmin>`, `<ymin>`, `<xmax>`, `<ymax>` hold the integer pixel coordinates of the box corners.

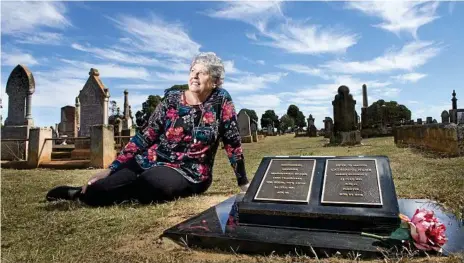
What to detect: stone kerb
<box><xmin>27</xmin><ymin>127</ymin><xmax>53</xmax><ymax>168</ymax></box>
<box><xmin>90</xmin><ymin>124</ymin><xmax>115</xmax><ymax>168</ymax></box>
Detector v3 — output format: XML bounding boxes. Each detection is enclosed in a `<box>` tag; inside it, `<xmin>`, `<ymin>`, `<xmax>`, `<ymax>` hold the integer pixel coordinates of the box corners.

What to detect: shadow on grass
<box><xmin>406</xmin><ymin>146</ymin><xmax>461</xmax><ymax>159</ymax></box>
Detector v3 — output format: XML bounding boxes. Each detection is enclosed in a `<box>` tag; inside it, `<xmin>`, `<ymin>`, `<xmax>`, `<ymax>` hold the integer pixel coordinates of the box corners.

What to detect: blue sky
<box><xmin>1</xmin><ymin>1</ymin><xmax>463</xmax><ymax>129</ymax></box>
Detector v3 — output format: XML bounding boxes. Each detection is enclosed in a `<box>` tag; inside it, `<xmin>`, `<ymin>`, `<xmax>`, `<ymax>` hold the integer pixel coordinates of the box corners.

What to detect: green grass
<box><xmin>2</xmin><ymin>135</ymin><xmax>464</xmax><ymax>263</ymax></box>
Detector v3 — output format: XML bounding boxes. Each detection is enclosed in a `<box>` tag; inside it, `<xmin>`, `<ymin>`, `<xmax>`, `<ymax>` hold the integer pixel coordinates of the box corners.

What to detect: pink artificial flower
<box><xmin>203</xmin><ymin>111</ymin><xmax>215</xmax><ymax>124</ymax></box>
<box><xmin>401</xmin><ymin>209</ymin><xmax>448</xmax><ymax>252</ymax></box>
<box><xmin>222</xmin><ymin>102</ymin><xmax>234</xmax><ymax>121</ymax></box>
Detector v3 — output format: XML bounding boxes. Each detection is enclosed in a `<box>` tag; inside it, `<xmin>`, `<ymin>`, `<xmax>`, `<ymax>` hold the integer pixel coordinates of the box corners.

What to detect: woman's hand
<box><xmin>81</xmin><ymin>169</ymin><xmax>111</xmax><ymax>194</ymax></box>
<box><xmin>239</xmin><ymin>183</ymin><xmax>250</xmax><ymax>193</ymax></box>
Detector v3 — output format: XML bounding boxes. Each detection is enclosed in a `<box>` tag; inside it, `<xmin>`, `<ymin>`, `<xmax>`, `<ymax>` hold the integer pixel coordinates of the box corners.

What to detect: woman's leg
<box><xmin>79</xmin><ymin>159</ymin><xmax>144</xmax><ymax>207</ymax></box>
<box><xmin>135</xmin><ymin>166</ymin><xmax>211</xmax><ymax>204</ymax></box>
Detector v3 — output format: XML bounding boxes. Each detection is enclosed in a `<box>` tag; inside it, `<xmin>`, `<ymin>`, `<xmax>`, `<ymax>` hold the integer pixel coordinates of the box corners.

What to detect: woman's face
<box><xmin>188</xmin><ymin>63</ymin><xmax>215</xmax><ymax>94</ymax></box>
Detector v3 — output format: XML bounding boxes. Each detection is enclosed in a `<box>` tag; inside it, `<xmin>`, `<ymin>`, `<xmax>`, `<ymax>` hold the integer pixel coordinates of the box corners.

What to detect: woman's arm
<box><xmin>108</xmin><ymin>99</ymin><xmax>166</xmax><ymax>171</ymax></box>
<box><xmin>219</xmin><ymin>92</ymin><xmax>249</xmax><ymax>187</ymax></box>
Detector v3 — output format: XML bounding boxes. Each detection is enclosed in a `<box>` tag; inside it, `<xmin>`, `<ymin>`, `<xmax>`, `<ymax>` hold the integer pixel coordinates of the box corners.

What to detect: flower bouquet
<box><xmin>362</xmin><ymin>208</ymin><xmax>448</xmax><ymax>253</ymax></box>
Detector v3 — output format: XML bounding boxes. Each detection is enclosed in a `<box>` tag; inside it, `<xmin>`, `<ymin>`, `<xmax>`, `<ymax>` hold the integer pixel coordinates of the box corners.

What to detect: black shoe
<box><xmin>46</xmin><ymin>186</ymin><xmax>82</xmax><ymax>201</ymax></box>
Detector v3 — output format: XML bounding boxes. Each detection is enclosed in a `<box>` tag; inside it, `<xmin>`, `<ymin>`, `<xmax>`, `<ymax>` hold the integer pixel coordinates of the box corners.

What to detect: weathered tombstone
<box><xmin>330</xmin><ymin>86</ymin><xmax>361</xmax><ymax>145</ymax></box>
<box><xmin>457</xmin><ymin>110</ymin><xmax>464</xmax><ymax>124</ymax></box>
<box><xmin>323</xmin><ymin>117</ymin><xmax>333</xmax><ymax>138</ymax></box>
<box><xmin>1</xmin><ymin>65</ymin><xmax>35</xmax><ymax>160</ymax></box>
<box><xmin>250</xmin><ymin>120</ymin><xmax>258</xmax><ymax>142</ymax></box>
<box><xmin>307</xmin><ymin>114</ymin><xmax>317</xmax><ymax>137</ymax></box>
<box><xmin>267</xmin><ymin>124</ymin><xmax>273</xmax><ymax>136</ymax></box>
<box><xmin>162</xmin><ymin>156</ymin><xmax>464</xmax><ymax>257</ymax></box>
<box><xmin>441</xmin><ymin>111</ymin><xmax>450</xmax><ymax>124</ymax></box>
<box><xmin>417</xmin><ymin>118</ymin><xmax>423</xmax><ymax>125</ymax></box>
<box><xmin>237</xmin><ymin>109</ymin><xmax>252</xmax><ymax>143</ymax></box>
<box><xmin>77</xmin><ymin>68</ymin><xmax>110</xmax><ymax>137</ymax></box>
<box><xmin>58</xmin><ymin>105</ymin><xmax>77</xmax><ymax>138</ymax></box>
<box><xmin>426</xmin><ymin>117</ymin><xmax>433</xmax><ymax>124</ymax></box>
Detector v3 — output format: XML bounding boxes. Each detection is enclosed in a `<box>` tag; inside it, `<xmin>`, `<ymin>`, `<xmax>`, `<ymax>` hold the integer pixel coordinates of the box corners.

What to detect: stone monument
<box><xmin>323</xmin><ymin>117</ymin><xmax>333</xmax><ymax>138</ymax></box>
<box><xmin>250</xmin><ymin>119</ymin><xmax>258</xmax><ymax>142</ymax></box>
<box><xmin>307</xmin><ymin>114</ymin><xmax>317</xmax><ymax>137</ymax></box>
<box><xmin>441</xmin><ymin>111</ymin><xmax>450</xmax><ymax>124</ymax></box>
<box><xmin>1</xmin><ymin>65</ymin><xmax>35</xmax><ymax>160</ymax></box>
<box><xmin>57</xmin><ymin>105</ymin><xmax>77</xmax><ymax>138</ymax></box>
<box><xmin>330</xmin><ymin>86</ymin><xmax>361</xmax><ymax>145</ymax></box>
<box><xmin>122</xmin><ymin>89</ymin><xmax>133</xmax><ymax>130</ymax></box>
<box><xmin>361</xmin><ymin>84</ymin><xmax>368</xmax><ymax>129</ymax></box>
<box><xmin>77</xmin><ymin>68</ymin><xmax>110</xmax><ymax>137</ymax></box>
<box><xmin>237</xmin><ymin>110</ymin><xmax>252</xmax><ymax>143</ymax></box>
<box><xmin>450</xmin><ymin>90</ymin><xmax>458</xmax><ymax>124</ymax></box>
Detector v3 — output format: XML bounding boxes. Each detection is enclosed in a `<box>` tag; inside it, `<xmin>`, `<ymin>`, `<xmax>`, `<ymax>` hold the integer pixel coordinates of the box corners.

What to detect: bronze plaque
<box><xmin>321</xmin><ymin>159</ymin><xmax>382</xmax><ymax>206</ymax></box>
<box><xmin>254</xmin><ymin>159</ymin><xmax>316</xmax><ymax>203</ymax></box>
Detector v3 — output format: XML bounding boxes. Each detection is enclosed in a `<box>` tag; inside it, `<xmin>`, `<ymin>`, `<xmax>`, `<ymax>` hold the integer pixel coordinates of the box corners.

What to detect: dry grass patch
<box><xmin>2</xmin><ymin>135</ymin><xmax>463</xmax><ymax>263</ymax></box>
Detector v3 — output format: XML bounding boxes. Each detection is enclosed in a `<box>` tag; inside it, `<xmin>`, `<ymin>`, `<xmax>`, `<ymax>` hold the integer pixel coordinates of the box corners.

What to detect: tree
<box><xmin>295</xmin><ymin>110</ymin><xmax>306</xmax><ymax>129</ymax></box>
<box><xmin>287</xmin><ymin>105</ymin><xmax>299</xmax><ymax>120</ymax></box>
<box><xmin>135</xmin><ymin>95</ymin><xmax>163</xmax><ymax>130</ymax></box>
<box><xmin>366</xmin><ymin>100</ymin><xmax>412</xmax><ymax>127</ymax></box>
<box><xmin>242</xmin><ymin>109</ymin><xmax>258</xmax><ymax>123</ymax></box>
<box><xmin>279</xmin><ymin>114</ymin><xmax>294</xmax><ymax>132</ymax></box>
<box><xmin>261</xmin><ymin>110</ymin><xmax>279</xmax><ymax>129</ymax></box>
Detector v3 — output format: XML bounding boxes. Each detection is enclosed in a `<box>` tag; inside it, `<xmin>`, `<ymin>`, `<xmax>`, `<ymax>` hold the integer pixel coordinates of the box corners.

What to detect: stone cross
<box><xmin>4</xmin><ymin>65</ymin><xmax>35</xmax><ymax>126</ymax></box>
<box><xmin>441</xmin><ymin>110</ymin><xmax>450</xmax><ymax>124</ymax></box>
<box><xmin>332</xmin><ymin>85</ymin><xmax>357</xmax><ymax>132</ymax></box>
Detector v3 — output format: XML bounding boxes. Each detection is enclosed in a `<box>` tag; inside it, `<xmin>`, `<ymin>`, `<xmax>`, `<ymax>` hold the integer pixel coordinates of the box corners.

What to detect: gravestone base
<box><xmin>330</xmin><ymin>130</ymin><xmax>361</xmax><ymax>146</ymax></box>
<box><xmin>241</xmin><ymin>135</ymin><xmax>253</xmax><ymax>143</ymax></box>
<box><xmin>1</xmin><ymin>125</ymin><xmax>31</xmax><ymax>161</ymax></box>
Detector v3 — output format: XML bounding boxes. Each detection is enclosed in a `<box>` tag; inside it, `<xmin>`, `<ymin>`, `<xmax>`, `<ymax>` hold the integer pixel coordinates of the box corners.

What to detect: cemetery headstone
<box><xmin>250</xmin><ymin>120</ymin><xmax>258</xmax><ymax>142</ymax></box>
<box><xmin>441</xmin><ymin>111</ymin><xmax>450</xmax><ymax>124</ymax></box>
<box><xmin>330</xmin><ymin>86</ymin><xmax>361</xmax><ymax>145</ymax></box>
<box><xmin>77</xmin><ymin>68</ymin><xmax>110</xmax><ymax>137</ymax></box>
<box><xmin>417</xmin><ymin>118</ymin><xmax>423</xmax><ymax>125</ymax></box>
<box><xmin>307</xmin><ymin>114</ymin><xmax>317</xmax><ymax>137</ymax></box>
<box><xmin>323</xmin><ymin>117</ymin><xmax>333</xmax><ymax>138</ymax></box>
<box><xmin>237</xmin><ymin>109</ymin><xmax>252</xmax><ymax>143</ymax></box>
<box><xmin>58</xmin><ymin>105</ymin><xmax>77</xmax><ymax>138</ymax></box>
<box><xmin>426</xmin><ymin>117</ymin><xmax>433</xmax><ymax>124</ymax></box>
<box><xmin>1</xmin><ymin>64</ymin><xmax>35</xmax><ymax>160</ymax></box>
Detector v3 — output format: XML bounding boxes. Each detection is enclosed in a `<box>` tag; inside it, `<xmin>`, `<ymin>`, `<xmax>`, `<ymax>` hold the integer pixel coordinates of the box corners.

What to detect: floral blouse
<box><xmin>108</xmin><ymin>88</ymin><xmax>249</xmax><ymax>186</ymax></box>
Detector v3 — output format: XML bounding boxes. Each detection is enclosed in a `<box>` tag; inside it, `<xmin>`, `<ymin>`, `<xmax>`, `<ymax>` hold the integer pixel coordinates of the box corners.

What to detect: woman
<box><xmin>46</xmin><ymin>52</ymin><xmax>250</xmax><ymax>206</ymax></box>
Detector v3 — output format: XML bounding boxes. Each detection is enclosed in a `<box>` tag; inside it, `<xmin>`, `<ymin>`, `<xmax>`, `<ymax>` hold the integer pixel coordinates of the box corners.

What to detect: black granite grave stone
<box><xmin>238</xmin><ymin>156</ymin><xmax>400</xmax><ymax>234</ymax></box>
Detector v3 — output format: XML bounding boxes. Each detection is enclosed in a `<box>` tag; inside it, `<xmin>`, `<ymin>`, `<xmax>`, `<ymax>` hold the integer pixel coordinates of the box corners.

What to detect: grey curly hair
<box><xmin>190</xmin><ymin>52</ymin><xmax>225</xmax><ymax>88</ymax></box>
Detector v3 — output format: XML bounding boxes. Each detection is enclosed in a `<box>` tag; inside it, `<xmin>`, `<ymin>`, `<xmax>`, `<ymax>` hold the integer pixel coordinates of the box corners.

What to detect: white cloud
<box><xmin>113</xmin><ymin>84</ymin><xmax>169</xmax><ymax>91</ymax></box>
<box><xmin>205</xmin><ymin>1</ymin><xmax>284</xmax><ymax>29</ymax></box>
<box><xmin>206</xmin><ymin>2</ymin><xmax>357</xmax><ymax>55</ymax></box>
<box><xmin>392</xmin><ymin>73</ymin><xmax>427</xmax><ymax>83</ymax></box>
<box><xmin>276</xmin><ymin>64</ymin><xmax>330</xmax><ymax>79</ymax></box>
<box><xmin>323</xmin><ymin>41</ymin><xmax>441</xmax><ymax>74</ymax></box>
<box><xmin>1</xmin><ymin>1</ymin><xmax>71</xmax><ymax>34</ymax></box>
<box><xmin>58</xmin><ymin>59</ymin><xmax>151</xmax><ymax>80</ymax></box>
<box><xmin>1</xmin><ymin>50</ymin><xmax>39</xmax><ymax>66</ymax></box>
<box><xmin>223</xmin><ymin>60</ymin><xmax>243</xmax><ymax>75</ymax></box>
<box><xmin>346</xmin><ymin>1</ymin><xmax>440</xmax><ymax>38</ymax></box>
<box><xmin>71</xmin><ymin>43</ymin><xmax>163</xmax><ymax>67</ymax></box>
<box><xmin>225</xmin><ymin>72</ymin><xmax>288</xmax><ymax>92</ymax></box>
<box><xmin>236</xmin><ymin>94</ymin><xmax>281</xmax><ymax>108</ymax></box>
<box><xmin>256</xmin><ymin>21</ymin><xmax>358</xmax><ymax>55</ymax></box>
<box><xmin>108</xmin><ymin>14</ymin><xmax>201</xmax><ymax>60</ymax></box>
<box><xmin>15</xmin><ymin>32</ymin><xmax>64</xmax><ymax>45</ymax></box>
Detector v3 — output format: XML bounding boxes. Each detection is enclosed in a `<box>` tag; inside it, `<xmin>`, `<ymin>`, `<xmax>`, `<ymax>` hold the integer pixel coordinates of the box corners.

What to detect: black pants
<box><xmin>80</xmin><ymin>159</ymin><xmax>211</xmax><ymax>207</ymax></box>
